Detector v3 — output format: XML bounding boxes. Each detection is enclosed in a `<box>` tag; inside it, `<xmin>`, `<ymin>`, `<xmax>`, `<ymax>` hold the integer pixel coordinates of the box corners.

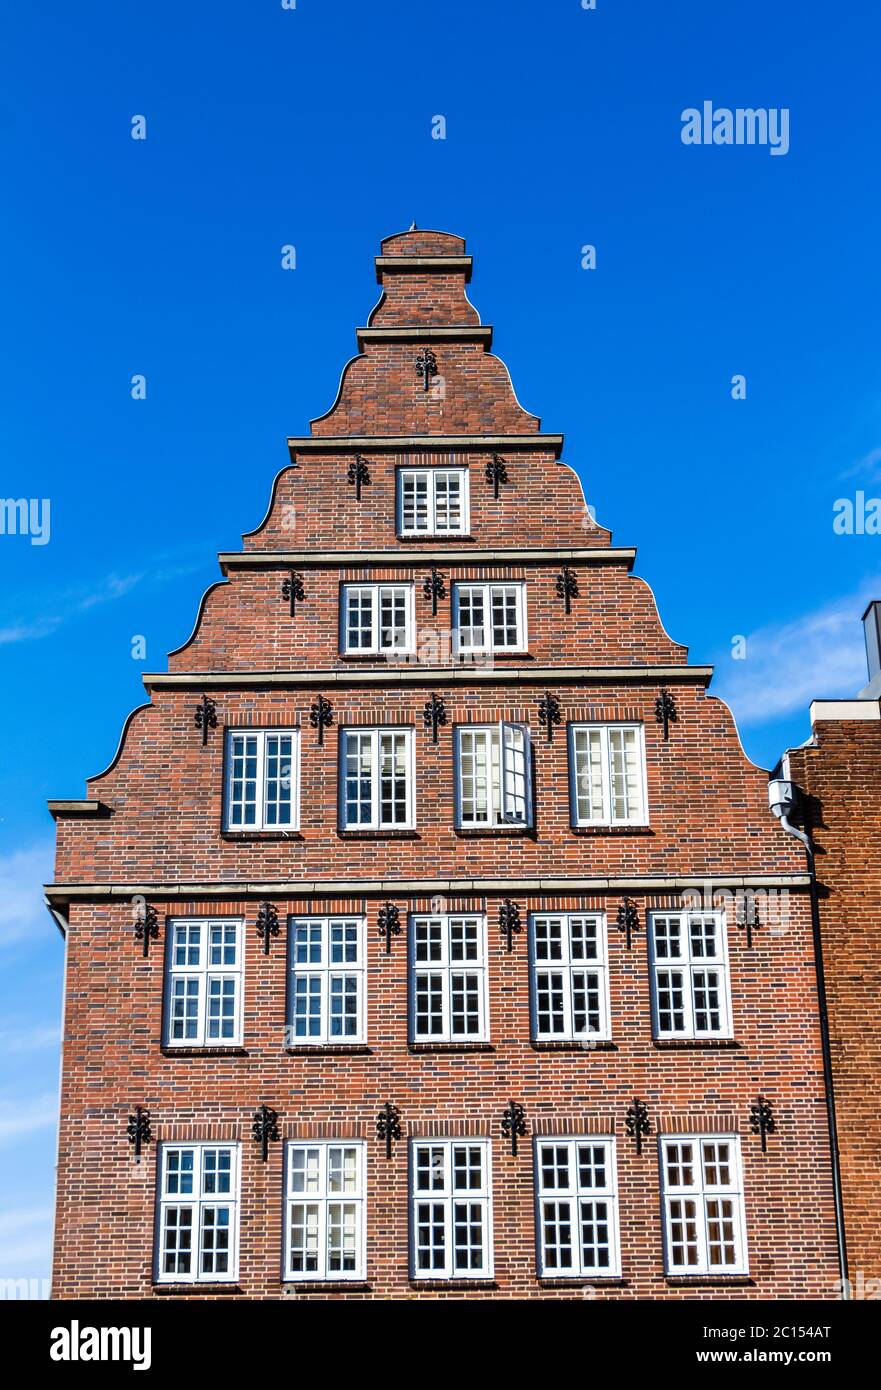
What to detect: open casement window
<box><xmin>453</xmin><ymin>583</ymin><xmax>527</xmax><ymax>654</ymax></box>
<box><xmin>409</xmin><ymin>914</ymin><xmax>489</xmax><ymax>1043</ymax></box>
<box><xmin>568</xmin><ymin>724</ymin><xmax>647</xmax><ymax>827</ymax></box>
<box><xmin>288</xmin><ymin>917</ymin><xmax>366</xmax><ymax>1045</ymax></box>
<box><xmin>455</xmin><ymin>722</ymin><xmax>532</xmax><ymax>828</ymax></box>
<box><xmin>410</xmin><ymin>1140</ymin><xmax>493</xmax><ymax>1280</ymax></box>
<box><xmin>649</xmin><ymin>911</ymin><xmax>732</xmax><ymax>1040</ymax></box>
<box><xmin>535</xmin><ymin>1138</ymin><xmax>621</xmax><ymax>1278</ymax></box>
<box><xmin>340</xmin><ymin>727</ymin><xmax>415</xmax><ymax>830</ymax></box>
<box><xmin>660</xmin><ymin>1136</ymin><xmax>748</xmax><ymax>1275</ymax></box>
<box><xmin>164</xmin><ymin>919</ymin><xmax>244</xmax><ymax>1047</ymax></box>
<box><xmin>341</xmin><ymin>584</ymin><xmax>414</xmax><ymax>655</ymax></box>
<box><xmin>529</xmin><ymin>914</ymin><xmax>610</xmax><ymax>1042</ymax></box>
<box><xmin>156</xmin><ymin>1143</ymin><xmax>240</xmax><ymax>1283</ymax></box>
<box><xmin>284</xmin><ymin>1142</ymin><xmax>366</xmax><ymax>1282</ymax></box>
<box><xmin>224</xmin><ymin>729</ymin><xmax>300</xmax><ymax>831</ymax></box>
<box><xmin>398</xmin><ymin>468</ymin><xmax>469</xmax><ymax>535</ymax></box>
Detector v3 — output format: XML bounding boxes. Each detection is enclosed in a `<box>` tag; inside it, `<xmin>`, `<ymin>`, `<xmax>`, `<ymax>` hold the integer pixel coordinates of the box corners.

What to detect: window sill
<box><xmin>221</xmin><ymin>831</ymin><xmax>303</xmax><ymax>842</ymax></box>
<box><xmin>153</xmin><ymin>1283</ymin><xmax>243</xmax><ymax>1295</ymax></box>
<box><xmin>285</xmin><ymin>1045</ymin><xmax>372</xmax><ymax>1056</ymax></box>
<box><xmin>665</xmin><ymin>1275</ymin><xmax>754</xmax><ymax>1287</ymax></box>
<box><xmin>537</xmin><ymin>1276</ymin><xmax>628</xmax><ymax>1288</ymax></box>
<box><xmin>530</xmin><ymin>1039</ymin><xmax>617</xmax><ymax>1052</ymax></box>
<box><xmin>409</xmin><ymin>1279</ymin><xmax>497</xmax><ymax>1291</ymax></box>
<box><xmin>460</xmin><ymin>650</ymin><xmax>530</xmax><ymax>661</ymax></box>
<box><xmin>339</xmin><ymin>652</ymin><xmax>416</xmax><ymax>662</ymax></box>
<box><xmin>337</xmin><ymin>829</ymin><xmax>420</xmax><ymax>839</ymax></box>
<box><xmin>570</xmin><ymin>824</ymin><xmax>653</xmax><ymax>836</ymax></box>
<box><xmin>397</xmin><ymin>533</ymin><xmax>475</xmax><ymax>543</ymax></box>
<box><xmin>161</xmin><ymin>1046</ymin><xmax>248</xmax><ymax>1057</ymax></box>
<box><xmin>408</xmin><ymin>1041</ymin><xmax>494</xmax><ymax>1054</ymax></box>
<box><xmin>282</xmin><ymin>1281</ymin><xmax>371</xmax><ymax>1293</ymax></box>
<box><xmin>453</xmin><ymin>826</ymin><xmax>534</xmax><ymax>837</ymax></box>
<box><xmin>652</xmin><ymin>1038</ymin><xmax>738</xmax><ymax>1050</ymax></box>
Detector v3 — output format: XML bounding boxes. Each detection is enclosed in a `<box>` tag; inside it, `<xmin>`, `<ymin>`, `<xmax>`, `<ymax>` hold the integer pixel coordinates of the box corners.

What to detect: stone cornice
<box><xmin>375</xmin><ymin>255</ymin><xmax>472</xmax><ymax>282</ymax></box>
<box><xmin>286</xmin><ymin>434</ymin><xmax>564</xmax><ymax>460</ymax></box>
<box><xmin>47</xmin><ymin>800</ymin><xmax>108</xmax><ymax>820</ymax></box>
<box><xmin>143</xmin><ymin>665</ymin><xmax>710</xmax><ymax>691</ymax></box>
<box><xmin>356</xmin><ymin>326</ymin><xmax>492</xmax><ymax>346</ymax></box>
<box><xmin>220</xmin><ymin>547</ymin><xmax>636</xmax><ymax>573</ymax></box>
<box><xmin>43</xmin><ymin>872</ymin><xmax>812</xmax><ymax>905</ymax></box>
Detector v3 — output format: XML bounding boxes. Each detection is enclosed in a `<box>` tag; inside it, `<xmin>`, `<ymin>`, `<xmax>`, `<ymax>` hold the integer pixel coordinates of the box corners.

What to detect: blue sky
<box><xmin>1</xmin><ymin>0</ymin><xmax>880</xmax><ymax>1288</ymax></box>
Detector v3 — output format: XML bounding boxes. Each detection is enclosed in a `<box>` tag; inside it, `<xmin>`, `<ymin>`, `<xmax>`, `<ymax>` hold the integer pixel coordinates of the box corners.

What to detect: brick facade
<box><xmin>48</xmin><ymin>229</ymin><xmax>842</xmax><ymax>1299</ymax></box>
<box><xmin>785</xmin><ymin>702</ymin><xmax>881</xmax><ymax>1289</ymax></box>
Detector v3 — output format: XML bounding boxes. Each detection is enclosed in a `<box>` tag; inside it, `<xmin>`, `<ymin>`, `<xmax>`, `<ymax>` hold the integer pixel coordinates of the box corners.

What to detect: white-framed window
<box><xmin>339</xmin><ymin>726</ymin><xmax>415</xmax><ymax>830</ymax></box>
<box><xmin>660</xmin><ymin>1135</ymin><xmax>748</xmax><ymax>1275</ymax></box>
<box><xmin>398</xmin><ymin>467</ymin><xmax>469</xmax><ymax>535</ymax></box>
<box><xmin>454</xmin><ymin>722</ymin><xmax>532</xmax><ymax>828</ymax></box>
<box><xmin>535</xmin><ymin>1137</ymin><xmax>621</xmax><ymax>1278</ymax></box>
<box><xmin>340</xmin><ymin>583</ymin><xmax>414</xmax><ymax>655</ymax></box>
<box><xmin>649</xmin><ymin>911</ymin><xmax>732</xmax><ymax>1039</ymax></box>
<box><xmin>568</xmin><ymin>723</ymin><xmax>647</xmax><ymax>827</ymax></box>
<box><xmin>288</xmin><ymin>917</ymin><xmax>366</xmax><ymax>1045</ymax></box>
<box><xmin>164</xmin><ymin>918</ymin><xmax>244</xmax><ymax>1047</ymax></box>
<box><xmin>284</xmin><ymin>1141</ymin><xmax>366</xmax><ymax>1282</ymax></box>
<box><xmin>410</xmin><ymin>1139</ymin><xmax>493</xmax><ymax>1280</ymax></box>
<box><xmin>156</xmin><ymin>1142</ymin><xmax>240</xmax><ymax>1283</ymax></box>
<box><xmin>224</xmin><ymin>728</ymin><xmax>300</xmax><ymax>831</ymax></box>
<box><xmin>453</xmin><ymin>582</ymin><xmax>527</xmax><ymax>654</ymax></box>
<box><xmin>529</xmin><ymin>913</ymin><xmax>610</xmax><ymax>1042</ymax></box>
<box><xmin>409</xmin><ymin>914</ymin><xmax>489</xmax><ymax>1043</ymax></box>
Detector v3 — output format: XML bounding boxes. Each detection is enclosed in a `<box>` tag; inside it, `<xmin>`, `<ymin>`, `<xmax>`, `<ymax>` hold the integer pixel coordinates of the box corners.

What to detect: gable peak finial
<box><xmin>409</xmin><ymin>220</ymin><xmax>417</xmax><ymax>231</ymax></box>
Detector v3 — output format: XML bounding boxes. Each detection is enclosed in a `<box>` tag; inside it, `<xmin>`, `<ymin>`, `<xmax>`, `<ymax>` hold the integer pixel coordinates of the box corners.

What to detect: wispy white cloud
<box><xmin>0</xmin><ymin>618</ymin><xmax>62</xmax><ymax>646</ymax></box>
<box><xmin>0</xmin><ymin>1092</ymin><xmax>58</xmax><ymax>1147</ymax></box>
<box><xmin>713</xmin><ymin>580</ymin><xmax>880</xmax><ymax>727</ymax></box>
<box><xmin>0</xmin><ymin>1022</ymin><xmax>58</xmax><ymax>1055</ymax></box>
<box><xmin>840</xmin><ymin>445</ymin><xmax>881</xmax><ymax>483</ymax></box>
<box><xmin>0</xmin><ymin>553</ymin><xmax>209</xmax><ymax>646</ymax></box>
<box><xmin>0</xmin><ymin>845</ymin><xmax>55</xmax><ymax>950</ymax></box>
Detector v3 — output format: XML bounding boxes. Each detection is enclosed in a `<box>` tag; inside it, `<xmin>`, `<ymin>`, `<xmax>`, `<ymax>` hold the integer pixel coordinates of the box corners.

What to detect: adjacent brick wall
<box><xmin>787</xmin><ymin>714</ymin><xmax>881</xmax><ymax>1285</ymax></box>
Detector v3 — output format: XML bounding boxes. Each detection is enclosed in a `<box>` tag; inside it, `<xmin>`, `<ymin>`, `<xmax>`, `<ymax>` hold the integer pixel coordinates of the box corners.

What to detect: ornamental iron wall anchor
<box><xmin>309</xmin><ymin>694</ymin><xmax>333</xmax><ymax>746</ymax></box>
<box><xmin>347</xmin><ymin>453</ymin><xmax>370</xmax><ymax>500</ymax></box>
<box><xmin>194</xmin><ymin>694</ymin><xmax>218</xmax><ymax>746</ymax></box>
<box><xmin>655</xmin><ymin>688</ymin><xmax>677</xmax><ymax>741</ymax></box>
<box><xmin>423</xmin><ymin>565</ymin><xmax>446</xmax><ymax>617</ymax></box>
<box><xmin>750</xmin><ymin>1096</ymin><xmax>775</xmax><ymax>1153</ymax></box>
<box><xmin>377</xmin><ymin>1102</ymin><xmax>403</xmax><ymax>1160</ymax></box>
<box><xmin>736</xmin><ymin>890</ymin><xmax>761</xmax><ymax>949</ymax></box>
<box><xmin>538</xmin><ymin>691</ymin><xmax>562</xmax><ymax>744</ymax></box>
<box><xmin>127</xmin><ymin>1106</ymin><xmax>152</xmax><ymax>1159</ymax></box>
<box><xmin>499</xmin><ymin>899</ymin><xmax>522</xmax><ymax>953</ymax></box>
<box><xmin>423</xmin><ymin>693</ymin><xmax>448</xmax><ymax>745</ymax></box>
<box><xmin>616</xmin><ymin>898</ymin><xmax>640</xmax><ymax>950</ymax></box>
<box><xmin>256</xmin><ymin>901</ymin><xmax>280</xmax><ymax>956</ymax></box>
<box><xmin>486</xmin><ymin>452</ymin><xmax>509</xmax><ymax>499</ymax></box>
<box><xmin>133</xmin><ymin>901</ymin><xmax>159</xmax><ymax>958</ymax></box>
<box><xmin>415</xmin><ymin>348</ymin><xmax>438</xmax><ymax>391</ymax></box>
<box><xmin>625</xmin><ymin>1098</ymin><xmax>651</xmax><ymax>1155</ymax></box>
<box><xmin>556</xmin><ymin>564</ymin><xmax>579</xmax><ymax>614</ymax></box>
<box><xmin>501</xmin><ymin>1100</ymin><xmax>528</xmax><ymax>1156</ymax></box>
<box><xmin>252</xmin><ymin>1105</ymin><xmax>280</xmax><ymax>1163</ymax></box>
<box><xmin>377</xmin><ymin>901</ymin><xmax>402</xmax><ymax>956</ymax></box>
<box><xmin>281</xmin><ymin>569</ymin><xmax>305</xmax><ymax>616</ymax></box>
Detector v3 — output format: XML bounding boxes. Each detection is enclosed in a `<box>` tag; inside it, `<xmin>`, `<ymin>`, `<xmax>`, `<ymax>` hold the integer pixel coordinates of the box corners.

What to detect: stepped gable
<box><xmin>48</xmin><ymin>230</ymin><xmax>803</xmax><ymax>888</ymax></box>
<box><xmin>310</xmin><ymin>229</ymin><xmax>539</xmax><ymax>437</ymax></box>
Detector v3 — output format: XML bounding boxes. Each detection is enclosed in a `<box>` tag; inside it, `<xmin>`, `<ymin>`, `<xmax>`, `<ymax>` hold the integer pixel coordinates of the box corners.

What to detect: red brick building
<box><xmin>779</xmin><ymin>603</ymin><xmax>881</xmax><ymax>1297</ymax></box>
<box><xmin>47</xmin><ymin>229</ymin><xmax>843</xmax><ymax>1299</ymax></box>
